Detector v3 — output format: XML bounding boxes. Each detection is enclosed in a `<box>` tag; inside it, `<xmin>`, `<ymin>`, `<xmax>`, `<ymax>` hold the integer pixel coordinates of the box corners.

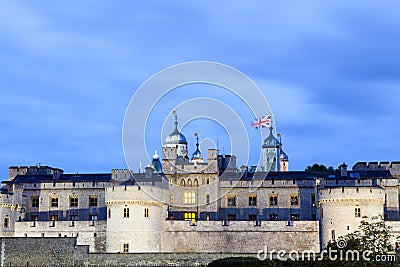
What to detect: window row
<box><xmin>31</xmin><ymin>196</ymin><xmax>98</xmax><ymax>208</ymax></box>
<box><xmin>118</xmin><ymin>207</ymin><xmax>150</xmax><ymax>219</ymax></box>
<box><xmin>226</xmin><ymin>194</ymin><xmax>302</xmax><ymax>207</ymax></box>
<box><xmin>169</xmin><ymin>193</ymin><xmax>211</xmax><ymax>205</ymax></box>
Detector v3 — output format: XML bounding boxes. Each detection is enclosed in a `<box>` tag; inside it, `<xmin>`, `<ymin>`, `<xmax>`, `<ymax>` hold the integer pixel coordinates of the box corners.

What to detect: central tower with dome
<box><xmin>162</xmin><ymin>111</ymin><xmax>188</xmax><ymax>159</ymax></box>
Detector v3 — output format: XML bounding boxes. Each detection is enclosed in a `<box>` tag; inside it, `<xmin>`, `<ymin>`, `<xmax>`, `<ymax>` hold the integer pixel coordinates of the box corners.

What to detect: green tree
<box><xmin>306</xmin><ymin>163</ymin><xmax>335</xmax><ymax>172</ymax></box>
<box><xmin>340</xmin><ymin>215</ymin><xmax>393</xmax><ymax>254</ymax></box>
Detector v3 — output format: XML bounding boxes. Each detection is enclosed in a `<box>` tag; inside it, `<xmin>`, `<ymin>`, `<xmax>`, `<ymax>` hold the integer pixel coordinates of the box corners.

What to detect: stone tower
<box><xmin>262</xmin><ymin>127</ymin><xmax>280</xmax><ymax>172</ymax></box>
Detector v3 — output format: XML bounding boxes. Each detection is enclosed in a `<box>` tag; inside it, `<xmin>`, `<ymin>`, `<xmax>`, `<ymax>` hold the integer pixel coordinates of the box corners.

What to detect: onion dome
<box><xmin>280</xmin><ymin>148</ymin><xmax>289</xmax><ymax>161</ymax></box>
<box><xmin>164</xmin><ymin>114</ymin><xmax>187</xmax><ymax>145</ymax></box>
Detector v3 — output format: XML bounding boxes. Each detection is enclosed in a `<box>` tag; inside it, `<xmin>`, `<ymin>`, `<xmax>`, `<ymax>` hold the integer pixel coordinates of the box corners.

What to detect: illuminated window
<box><xmin>206</xmin><ymin>214</ymin><xmax>210</xmax><ymax>221</ymax></box>
<box><xmin>180</xmin><ymin>179</ymin><xmax>185</xmax><ymax>186</ymax></box>
<box><xmin>194</xmin><ymin>179</ymin><xmax>199</xmax><ymax>186</ymax></box>
<box><xmin>184</xmin><ymin>192</ymin><xmax>196</xmax><ymax>204</ymax></box>
<box><xmin>269</xmin><ymin>195</ymin><xmax>278</xmax><ymax>206</ymax></box>
<box><xmin>169</xmin><ymin>194</ymin><xmax>173</xmax><ymax>205</ymax></box>
<box><xmin>187</xmin><ymin>179</ymin><xmax>192</xmax><ymax>187</ymax></box>
<box><xmin>123</xmin><ymin>208</ymin><xmax>129</xmax><ymax>218</ymax></box>
<box><xmin>355</xmin><ymin>207</ymin><xmax>361</xmax><ymax>217</ymax></box>
<box><xmin>248</xmin><ymin>195</ymin><xmax>257</xmax><ymax>206</ymax></box>
<box><xmin>51</xmin><ymin>197</ymin><xmax>59</xmax><ymax>207</ymax></box>
<box><xmin>50</xmin><ymin>214</ymin><xmax>58</xmax><ymax>221</ymax></box>
<box><xmin>123</xmin><ymin>243</ymin><xmax>129</xmax><ymax>253</ymax></box>
<box><xmin>144</xmin><ymin>208</ymin><xmax>149</xmax><ymax>218</ymax></box>
<box><xmin>31</xmin><ymin>196</ymin><xmax>39</xmax><ymax>208</ymax></box>
<box><xmin>89</xmin><ymin>196</ymin><xmax>98</xmax><ymax>207</ymax></box>
<box><xmin>184</xmin><ymin>212</ymin><xmax>196</xmax><ymax>223</ymax></box>
<box><xmin>70</xmin><ymin>197</ymin><xmax>78</xmax><ymax>207</ymax></box>
<box><xmin>227</xmin><ymin>195</ymin><xmax>236</xmax><ymax>207</ymax></box>
<box><xmin>290</xmin><ymin>195</ymin><xmax>299</xmax><ymax>206</ymax></box>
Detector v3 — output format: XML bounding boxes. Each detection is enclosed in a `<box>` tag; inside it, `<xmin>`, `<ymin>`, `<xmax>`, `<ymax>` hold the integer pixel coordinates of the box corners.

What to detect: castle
<box><xmin>1</xmin><ymin>114</ymin><xmax>400</xmax><ymax>254</ymax></box>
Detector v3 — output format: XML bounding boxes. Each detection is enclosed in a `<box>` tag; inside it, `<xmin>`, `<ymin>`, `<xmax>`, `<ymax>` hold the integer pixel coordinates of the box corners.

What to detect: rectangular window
<box><xmin>249</xmin><ymin>195</ymin><xmax>257</xmax><ymax>206</ymax></box>
<box><xmin>311</xmin><ymin>193</ymin><xmax>316</xmax><ymax>207</ymax></box>
<box><xmin>89</xmin><ymin>196</ymin><xmax>98</xmax><ymax>207</ymax></box>
<box><xmin>206</xmin><ymin>214</ymin><xmax>210</xmax><ymax>221</ymax></box>
<box><xmin>51</xmin><ymin>197</ymin><xmax>59</xmax><ymax>207</ymax></box>
<box><xmin>270</xmin><ymin>214</ymin><xmax>278</xmax><ymax>221</ymax></box>
<box><xmin>144</xmin><ymin>208</ymin><xmax>149</xmax><ymax>218</ymax></box>
<box><xmin>227</xmin><ymin>195</ymin><xmax>236</xmax><ymax>207</ymax></box>
<box><xmin>70</xmin><ymin>197</ymin><xmax>78</xmax><ymax>207</ymax></box>
<box><xmin>108</xmin><ymin>208</ymin><xmax>111</xmax><ymax>219</ymax></box>
<box><xmin>206</xmin><ymin>194</ymin><xmax>210</xmax><ymax>205</ymax></box>
<box><xmin>331</xmin><ymin>229</ymin><xmax>336</xmax><ymax>240</ymax></box>
<box><xmin>291</xmin><ymin>214</ymin><xmax>299</xmax><ymax>221</ymax></box>
<box><xmin>31</xmin><ymin>196</ymin><xmax>39</xmax><ymax>208</ymax></box>
<box><xmin>123</xmin><ymin>243</ymin><xmax>129</xmax><ymax>253</ymax></box>
<box><xmin>248</xmin><ymin>214</ymin><xmax>257</xmax><ymax>221</ymax></box>
<box><xmin>228</xmin><ymin>214</ymin><xmax>236</xmax><ymax>221</ymax></box>
<box><xmin>123</xmin><ymin>208</ymin><xmax>129</xmax><ymax>218</ymax></box>
<box><xmin>169</xmin><ymin>194</ymin><xmax>173</xmax><ymax>205</ymax></box>
<box><xmin>184</xmin><ymin>192</ymin><xmax>196</xmax><ymax>204</ymax></box>
<box><xmin>269</xmin><ymin>195</ymin><xmax>278</xmax><ymax>206</ymax></box>
<box><xmin>290</xmin><ymin>195</ymin><xmax>299</xmax><ymax>206</ymax></box>
<box><xmin>50</xmin><ymin>215</ymin><xmax>58</xmax><ymax>221</ymax></box>
<box><xmin>355</xmin><ymin>207</ymin><xmax>361</xmax><ymax>217</ymax></box>
<box><xmin>184</xmin><ymin>212</ymin><xmax>196</xmax><ymax>222</ymax></box>
<box><xmin>4</xmin><ymin>217</ymin><xmax>9</xmax><ymax>228</ymax></box>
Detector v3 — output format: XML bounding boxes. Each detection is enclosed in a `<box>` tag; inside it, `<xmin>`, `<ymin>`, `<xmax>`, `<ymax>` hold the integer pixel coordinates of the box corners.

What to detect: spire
<box><xmin>173</xmin><ymin>109</ymin><xmax>178</xmax><ymax>131</ymax></box>
<box><xmin>191</xmin><ymin>132</ymin><xmax>203</xmax><ymax>160</ymax></box>
<box><xmin>195</xmin><ymin>132</ymin><xmax>199</xmax><ymax>150</ymax></box>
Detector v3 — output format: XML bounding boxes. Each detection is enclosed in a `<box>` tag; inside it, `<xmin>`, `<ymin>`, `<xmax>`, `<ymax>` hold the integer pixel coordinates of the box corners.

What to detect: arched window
<box><xmin>206</xmin><ymin>178</ymin><xmax>210</xmax><ymax>185</ymax></box>
<box><xmin>180</xmin><ymin>179</ymin><xmax>185</xmax><ymax>186</ymax></box>
<box><xmin>187</xmin><ymin>179</ymin><xmax>192</xmax><ymax>187</ymax></box>
<box><xmin>194</xmin><ymin>179</ymin><xmax>199</xmax><ymax>187</ymax></box>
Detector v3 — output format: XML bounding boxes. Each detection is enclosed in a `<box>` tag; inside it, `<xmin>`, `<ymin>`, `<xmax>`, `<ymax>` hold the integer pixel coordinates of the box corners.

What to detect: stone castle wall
<box><xmin>162</xmin><ymin>220</ymin><xmax>320</xmax><ymax>253</ymax></box>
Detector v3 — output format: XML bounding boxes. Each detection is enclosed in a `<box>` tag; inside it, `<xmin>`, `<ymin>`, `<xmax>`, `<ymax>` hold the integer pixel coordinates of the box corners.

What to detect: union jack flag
<box><xmin>251</xmin><ymin>115</ymin><xmax>271</xmax><ymax>129</ymax></box>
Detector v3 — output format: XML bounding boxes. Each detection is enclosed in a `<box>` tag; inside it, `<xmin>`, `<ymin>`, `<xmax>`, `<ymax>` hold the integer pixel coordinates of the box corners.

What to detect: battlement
<box><xmin>8</xmin><ymin>166</ymin><xmax>63</xmax><ymax>181</ymax></box>
<box><xmin>352</xmin><ymin>161</ymin><xmax>400</xmax><ymax>176</ymax></box>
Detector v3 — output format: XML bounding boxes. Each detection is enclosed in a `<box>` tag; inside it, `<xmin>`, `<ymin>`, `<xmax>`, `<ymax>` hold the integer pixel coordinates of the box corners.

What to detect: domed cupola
<box><xmin>280</xmin><ymin>149</ymin><xmax>289</xmax><ymax>161</ymax></box>
<box><xmin>163</xmin><ymin>111</ymin><xmax>188</xmax><ymax>158</ymax></box>
<box><xmin>164</xmin><ymin>124</ymin><xmax>187</xmax><ymax>145</ymax></box>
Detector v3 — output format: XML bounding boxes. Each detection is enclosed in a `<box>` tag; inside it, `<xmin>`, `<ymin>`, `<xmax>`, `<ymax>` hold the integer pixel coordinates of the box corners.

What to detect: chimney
<box><xmin>339</xmin><ymin>163</ymin><xmax>348</xmax><ymax>177</ymax></box>
<box><xmin>240</xmin><ymin>165</ymin><xmax>248</xmax><ymax>177</ymax></box>
<box><xmin>145</xmin><ymin>166</ymin><xmax>154</xmax><ymax>178</ymax></box>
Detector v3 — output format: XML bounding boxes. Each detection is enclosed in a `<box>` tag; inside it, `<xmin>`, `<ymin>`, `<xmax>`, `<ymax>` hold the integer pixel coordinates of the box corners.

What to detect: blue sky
<box><xmin>1</xmin><ymin>1</ymin><xmax>400</xmax><ymax>177</ymax></box>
